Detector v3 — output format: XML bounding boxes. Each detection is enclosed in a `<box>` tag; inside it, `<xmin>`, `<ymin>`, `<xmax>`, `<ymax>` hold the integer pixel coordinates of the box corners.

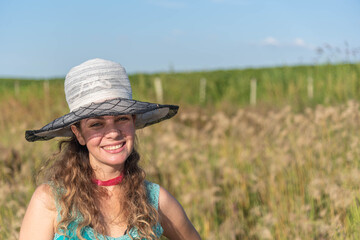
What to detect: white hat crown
<box><xmin>65</xmin><ymin>58</ymin><xmax>132</xmax><ymax>112</ymax></box>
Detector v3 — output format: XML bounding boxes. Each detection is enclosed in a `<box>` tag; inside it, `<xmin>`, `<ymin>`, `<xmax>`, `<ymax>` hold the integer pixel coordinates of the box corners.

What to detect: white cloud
<box><xmin>293</xmin><ymin>38</ymin><xmax>306</xmax><ymax>47</ymax></box>
<box><xmin>260</xmin><ymin>37</ymin><xmax>313</xmax><ymax>49</ymax></box>
<box><xmin>292</xmin><ymin>38</ymin><xmax>315</xmax><ymax>49</ymax></box>
<box><xmin>262</xmin><ymin>37</ymin><xmax>279</xmax><ymax>46</ymax></box>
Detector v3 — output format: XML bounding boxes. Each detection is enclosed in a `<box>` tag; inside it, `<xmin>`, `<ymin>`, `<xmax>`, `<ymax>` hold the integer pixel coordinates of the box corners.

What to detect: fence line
<box><xmin>9</xmin><ymin>75</ymin><xmax>319</xmax><ymax>105</ymax></box>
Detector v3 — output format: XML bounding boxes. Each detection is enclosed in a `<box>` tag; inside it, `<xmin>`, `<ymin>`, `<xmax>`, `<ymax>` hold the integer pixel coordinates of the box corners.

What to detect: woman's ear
<box><xmin>71</xmin><ymin>125</ymin><xmax>86</xmax><ymax>146</ymax></box>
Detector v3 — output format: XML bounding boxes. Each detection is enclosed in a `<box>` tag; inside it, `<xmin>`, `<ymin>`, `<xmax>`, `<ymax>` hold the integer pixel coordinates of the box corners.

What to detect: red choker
<box><xmin>92</xmin><ymin>173</ymin><xmax>124</xmax><ymax>186</ymax></box>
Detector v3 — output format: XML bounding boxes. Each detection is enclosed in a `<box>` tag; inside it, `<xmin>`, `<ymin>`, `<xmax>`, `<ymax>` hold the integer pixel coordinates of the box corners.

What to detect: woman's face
<box><xmin>71</xmin><ymin>115</ymin><xmax>136</xmax><ymax>172</ymax></box>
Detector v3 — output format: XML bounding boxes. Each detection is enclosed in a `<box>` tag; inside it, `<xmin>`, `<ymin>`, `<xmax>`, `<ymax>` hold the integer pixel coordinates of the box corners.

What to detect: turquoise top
<box><xmin>53</xmin><ymin>181</ymin><xmax>163</xmax><ymax>240</ymax></box>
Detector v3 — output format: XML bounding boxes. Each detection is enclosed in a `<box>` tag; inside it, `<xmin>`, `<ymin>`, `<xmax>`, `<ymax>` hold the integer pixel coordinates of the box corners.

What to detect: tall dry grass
<box><xmin>1</xmin><ymin>89</ymin><xmax>360</xmax><ymax>239</ymax></box>
<box><xmin>139</xmin><ymin>101</ymin><xmax>360</xmax><ymax>239</ymax></box>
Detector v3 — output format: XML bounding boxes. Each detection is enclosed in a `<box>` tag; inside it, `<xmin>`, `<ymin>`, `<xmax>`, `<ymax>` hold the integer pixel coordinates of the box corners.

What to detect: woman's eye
<box><xmin>89</xmin><ymin>122</ymin><xmax>102</xmax><ymax>128</ymax></box>
<box><xmin>117</xmin><ymin>116</ymin><xmax>130</xmax><ymax>121</ymax></box>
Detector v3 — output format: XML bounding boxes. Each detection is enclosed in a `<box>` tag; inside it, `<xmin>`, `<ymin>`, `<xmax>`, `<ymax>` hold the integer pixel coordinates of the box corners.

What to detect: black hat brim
<box><xmin>25</xmin><ymin>98</ymin><xmax>178</xmax><ymax>142</ymax></box>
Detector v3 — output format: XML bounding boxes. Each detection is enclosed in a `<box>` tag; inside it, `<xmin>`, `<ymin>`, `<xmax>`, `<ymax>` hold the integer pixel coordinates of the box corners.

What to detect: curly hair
<box><xmin>39</xmin><ymin>135</ymin><xmax>159</xmax><ymax>240</ymax></box>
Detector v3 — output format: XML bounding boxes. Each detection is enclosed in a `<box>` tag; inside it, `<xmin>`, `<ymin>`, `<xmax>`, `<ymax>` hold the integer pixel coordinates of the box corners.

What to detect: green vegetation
<box><xmin>1</xmin><ymin>63</ymin><xmax>360</xmax><ymax>239</ymax></box>
<box><xmin>1</xmin><ymin>63</ymin><xmax>360</xmax><ymax>111</ymax></box>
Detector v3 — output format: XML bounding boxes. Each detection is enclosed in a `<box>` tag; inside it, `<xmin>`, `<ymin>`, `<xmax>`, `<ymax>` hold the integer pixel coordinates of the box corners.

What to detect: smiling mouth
<box><xmin>103</xmin><ymin>142</ymin><xmax>125</xmax><ymax>151</ymax></box>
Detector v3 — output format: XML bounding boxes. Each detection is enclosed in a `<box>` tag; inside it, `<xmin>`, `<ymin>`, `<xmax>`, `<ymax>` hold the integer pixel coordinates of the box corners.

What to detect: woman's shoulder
<box><xmin>19</xmin><ymin>184</ymin><xmax>57</xmax><ymax>239</ymax></box>
<box><xmin>143</xmin><ymin>181</ymin><xmax>174</xmax><ymax>210</ymax></box>
<box><xmin>143</xmin><ymin>181</ymin><xmax>182</xmax><ymax>215</ymax></box>
<box><xmin>32</xmin><ymin>183</ymin><xmax>57</xmax><ymax>212</ymax></box>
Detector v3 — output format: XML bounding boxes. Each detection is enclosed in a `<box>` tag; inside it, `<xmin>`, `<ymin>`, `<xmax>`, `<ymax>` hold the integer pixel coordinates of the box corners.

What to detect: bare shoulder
<box><xmin>32</xmin><ymin>183</ymin><xmax>57</xmax><ymax>211</ymax></box>
<box><xmin>158</xmin><ymin>186</ymin><xmax>175</xmax><ymax>207</ymax></box>
<box><xmin>19</xmin><ymin>184</ymin><xmax>57</xmax><ymax>240</ymax></box>
<box><xmin>158</xmin><ymin>186</ymin><xmax>201</xmax><ymax>240</ymax></box>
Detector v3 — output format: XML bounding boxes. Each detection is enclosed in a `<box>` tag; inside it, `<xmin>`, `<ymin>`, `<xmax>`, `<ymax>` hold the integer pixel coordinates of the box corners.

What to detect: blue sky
<box><xmin>0</xmin><ymin>0</ymin><xmax>359</xmax><ymax>78</ymax></box>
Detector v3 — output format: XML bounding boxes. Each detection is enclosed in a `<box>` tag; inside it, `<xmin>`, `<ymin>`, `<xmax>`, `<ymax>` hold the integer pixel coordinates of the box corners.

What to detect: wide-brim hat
<box><xmin>25</xmin><ymin>58</ymin><xmax>179</xmax><ymax>142</ymax></box>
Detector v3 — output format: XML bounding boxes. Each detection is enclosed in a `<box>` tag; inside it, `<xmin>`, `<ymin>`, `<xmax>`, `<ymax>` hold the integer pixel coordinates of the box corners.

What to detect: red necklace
<box><xmin>92</xmin><ymin>173</ymin><xmax>124</xmax><ymax>186</ymax></box>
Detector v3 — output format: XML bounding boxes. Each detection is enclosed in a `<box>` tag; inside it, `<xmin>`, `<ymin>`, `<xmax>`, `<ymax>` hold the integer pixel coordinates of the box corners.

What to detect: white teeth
<box><xmin>104</xmin><ymin>143</ymin><xmax>123</xmax><ymax>150</ymax></box>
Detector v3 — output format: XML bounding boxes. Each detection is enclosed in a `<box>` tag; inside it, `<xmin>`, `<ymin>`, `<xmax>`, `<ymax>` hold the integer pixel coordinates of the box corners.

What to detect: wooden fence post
<box><xmin>154</xmin><ymin>77</ymin><xmax>163</xmax><ymax>103</ymax></box>
<box><xmin>250</xmin><ymin>78</ymin><xmax>257</xmax><ymax>105</ymax></box>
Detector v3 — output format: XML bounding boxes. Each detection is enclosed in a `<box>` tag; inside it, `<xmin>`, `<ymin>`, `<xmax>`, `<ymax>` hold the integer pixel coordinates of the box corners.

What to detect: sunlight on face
<box><xmin>71</xmin><ymin>115</ymin><xmax>136</xmax><ymax>172</ymax></box>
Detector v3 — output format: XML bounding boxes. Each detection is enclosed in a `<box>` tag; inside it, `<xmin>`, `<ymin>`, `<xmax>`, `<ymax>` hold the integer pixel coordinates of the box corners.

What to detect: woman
<box><xmin>20</xmin><ymin>58</ymin><xmax>201</xmax><ymax>240</ymax></box>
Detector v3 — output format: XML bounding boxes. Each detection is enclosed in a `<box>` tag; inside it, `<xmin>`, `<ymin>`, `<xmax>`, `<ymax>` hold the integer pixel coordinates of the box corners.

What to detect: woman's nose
<box><xmin>104</xmin><ymin>124</ymin><xmax>122</xmax><ymax>138</ymax></box>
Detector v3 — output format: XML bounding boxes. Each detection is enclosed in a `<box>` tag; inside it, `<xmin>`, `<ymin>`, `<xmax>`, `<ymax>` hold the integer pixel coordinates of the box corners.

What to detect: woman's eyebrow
<box><xmin>85</xmin><ymin>116</ymin><xmax>105</xmax><ymax>122</ymax></box>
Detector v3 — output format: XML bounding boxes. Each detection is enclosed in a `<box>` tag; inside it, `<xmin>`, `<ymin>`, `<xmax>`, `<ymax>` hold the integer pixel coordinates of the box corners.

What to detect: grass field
<box><xmin>1</xmin><ymin>63</ymin><xmax>360</xmax><ymax>239</ymax></box>
<box><xmin>1</xmin><ymin>63</ymin><xmax>360</xmax><ymax>110</ymax></box>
